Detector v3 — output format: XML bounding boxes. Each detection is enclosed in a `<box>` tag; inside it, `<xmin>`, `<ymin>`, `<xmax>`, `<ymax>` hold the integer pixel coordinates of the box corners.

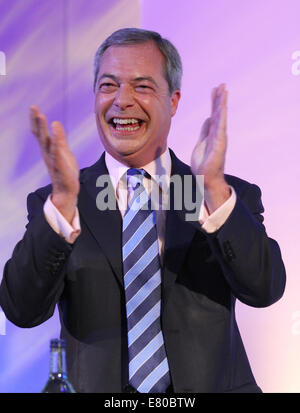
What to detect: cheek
<box><xmin>150</xmin><ymin>103</ymin><xmax>172</xmax><ymax>129</ymax></box>
<box><xmin>94</xmin><ymin>100</ymin><xmax>101</xmax><ymax>120</ymax></box>
<box><xmin>94</xmin><ymin>95</ymin><xmax>113</xmax><ymax>119</ymax></box>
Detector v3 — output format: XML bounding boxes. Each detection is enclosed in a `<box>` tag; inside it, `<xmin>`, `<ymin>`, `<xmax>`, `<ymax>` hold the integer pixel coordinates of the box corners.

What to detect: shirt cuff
<box><xmin>43</xmin><ymin>195</ymin><xmax>81</xmax><ymax>244</ymax></box>
<box><xmin>199</xmin><ymin>185</ymin><xmax>236</xmax><ymax>233</ymax></box>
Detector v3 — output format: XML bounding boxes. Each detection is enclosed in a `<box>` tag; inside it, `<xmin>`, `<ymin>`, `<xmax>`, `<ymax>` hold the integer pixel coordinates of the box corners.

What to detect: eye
<box><xmin>135</xmin><ymin>85</ymin><xmax>153</xmax><ymax>93</ymax></box>
<box><xmin>99</xmin><ymin>83</ymin><xmax>117</xmax><ymax>92</ymax></box>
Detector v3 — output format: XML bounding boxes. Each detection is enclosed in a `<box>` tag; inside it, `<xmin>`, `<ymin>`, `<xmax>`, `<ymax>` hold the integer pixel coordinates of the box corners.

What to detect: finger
<box><xmin>199</xmin><ymin>117</ymin><xmax>211</xmax><ymax>142</ymax></box>
<box><xmin>51</xmin><ymin>121</ymin><xmax>67</xmax><ymax>147</ymax></box>
<box><xmin>211</xmin><ymin>87</ymin><xmax>223</xmax><ymax>118</ymax></box>
<box><xmin>213</xmin><ymin>83</ymin><xmax>226</xmax><ymax>107</ymax></box>
<box><xmin>36</xmin><ymin>113</ymin><xmax>51</xmax><ymax>151</ymax></box>
<box><xmin>211</xmin><ymin>86</ymin><xmax>227</xmax><ymax>126</ymax></box>
<box><xmin>215</xmin><ymin>87</ymin><xmax>227</xmax><ymax>126</ymax></box>
<box><xmin>211</xmin><ymin>86</ymin><xmax>217</xmax><ymax>101</ymax></box>
<box><xmin>211</xmin><ymin>92</ymin><xmax>227</xmax><ymax>151</ymax></box>
<box><xmin>211</xmin><ymin>87</ymin><xmax>218</xmax><ymax>115</ymax></box>
<box><xmin>219</xmin><ymin>90</ymin><xmax>228</xmax><ymax>134</ymax></box>
<box><xmin>210</xmin><ymin>99</ymin><xmax>222</xmax><ymax>137</ymax></box>
<box><xmin>38</xmin><ymin>113</ymin><xmax>50</xmax><ymax>139</ymax></box>
<box><xmin>30</xmin><ymin>105</ymin><xmax>49</xmax><ymax>140</ymax></box>
<box><xmin>208</xmin><ymin>85</ymin><xmax>227</xmax><ymax>143</ymax></box>
<box><xmin>29</xmin><ymin>105</ymin><xmax>41</xmax><ymax>137</ymax></box>
<box><xmin>219</xmin><ymin>84</ymin><xmax>227</xmax><ymax>105</ymax></box>
<box><xmin>219</xmin><ymin>82</ymin><xmax>226</xmax><ymax>91</ymax></box>
<box><xmin>30</xmin><ymin>106</ymin><xmax>51</xmax><ymax>151</ymax></box>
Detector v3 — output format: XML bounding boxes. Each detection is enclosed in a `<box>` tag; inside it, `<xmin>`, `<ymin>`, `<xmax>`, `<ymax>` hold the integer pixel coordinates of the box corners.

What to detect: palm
<box><xmin>191</xmin><ymin>84</ymin><xmax>228</xmax><ymax>186</ymax></box>
<box><xmin>30</xmin><ymin>106</ymin><xmax>80</xmax><ymax>197</ymax></box>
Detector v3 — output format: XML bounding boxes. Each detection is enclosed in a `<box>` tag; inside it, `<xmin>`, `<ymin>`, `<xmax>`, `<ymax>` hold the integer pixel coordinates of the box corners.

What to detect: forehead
<box><xmin>98</xmin><ymin>42</ymin><xmax>166</xmax><ymax>81</ymax></box>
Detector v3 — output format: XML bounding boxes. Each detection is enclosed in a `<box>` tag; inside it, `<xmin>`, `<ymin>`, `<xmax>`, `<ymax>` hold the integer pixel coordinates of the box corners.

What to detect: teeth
<box><xmin>113</xmin><ymin>118</ymin><xmax>140</xmax><ymax>125</ymax></box>
<box><xmin>116</xmin><ymin>125</ymin><xmax>140</xmax><ymax>131</ymax></box>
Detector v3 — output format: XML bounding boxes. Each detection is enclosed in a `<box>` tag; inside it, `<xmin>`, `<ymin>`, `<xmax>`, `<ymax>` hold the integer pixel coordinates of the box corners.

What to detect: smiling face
<box><xmin>94</xmin><ymin>41</ymin><xmax>180</xmax><ymax>167</ymax></box>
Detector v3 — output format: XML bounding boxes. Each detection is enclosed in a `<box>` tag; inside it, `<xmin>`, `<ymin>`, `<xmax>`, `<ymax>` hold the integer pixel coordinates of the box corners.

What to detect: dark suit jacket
<box><xmin>0</xmin><ymin>150</ymin><xmax>286</xmax><ymax>393</ymax></box>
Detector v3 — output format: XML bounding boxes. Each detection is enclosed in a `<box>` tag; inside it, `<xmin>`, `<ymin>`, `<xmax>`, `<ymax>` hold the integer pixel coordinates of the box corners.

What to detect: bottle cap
<box><xmin>50</xmin><ymin>338</ymin><xmax>66</xmax><ymax>349</ymax></box>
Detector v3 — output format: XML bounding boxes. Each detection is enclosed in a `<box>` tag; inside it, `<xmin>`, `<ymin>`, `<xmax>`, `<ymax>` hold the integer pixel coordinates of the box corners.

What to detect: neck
<box><xmin>107</xmin><ymin>145</ymin><xmax>167</xmax><ymax>168</ymax></box>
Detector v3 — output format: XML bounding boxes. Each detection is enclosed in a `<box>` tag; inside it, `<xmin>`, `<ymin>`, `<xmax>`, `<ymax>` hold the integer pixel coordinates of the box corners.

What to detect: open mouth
<box><xmin>108</xmin><ymin>117</ymin><xmax>144</xmax><ymax>132</ymax></box>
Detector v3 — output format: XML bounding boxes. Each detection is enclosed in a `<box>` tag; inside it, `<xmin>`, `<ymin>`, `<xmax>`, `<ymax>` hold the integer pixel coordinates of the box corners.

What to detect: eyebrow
<box><xmin>98</xmin><ymin>74</ymin><xmax>118</xmax><ymax>83</ymax></box>
<box><xmin>98</xmin><ymin>73</ymin><xmax>158</xmax><ymax>88</ymax></box>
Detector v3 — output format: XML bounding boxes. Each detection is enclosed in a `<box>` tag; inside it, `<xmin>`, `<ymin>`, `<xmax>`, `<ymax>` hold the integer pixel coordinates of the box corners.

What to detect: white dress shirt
<box><xmin>43</xmin><ymin>149</ymin><xmax>236</xmax><ymax>254</ymax></box>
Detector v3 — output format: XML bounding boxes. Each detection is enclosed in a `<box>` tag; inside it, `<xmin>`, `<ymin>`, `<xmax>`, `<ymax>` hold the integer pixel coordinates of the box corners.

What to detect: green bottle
<box><xmin>42</xmin><ymin>339</ymin><xmax>75</xmax><ymax>393</ymax></box>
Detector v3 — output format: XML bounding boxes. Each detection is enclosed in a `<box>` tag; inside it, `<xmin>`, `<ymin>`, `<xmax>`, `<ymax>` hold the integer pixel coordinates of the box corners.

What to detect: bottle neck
<box><xmin>50</xmin><ymin>347</ymin><xmax>67</xmax><ymax>378</ymax></box>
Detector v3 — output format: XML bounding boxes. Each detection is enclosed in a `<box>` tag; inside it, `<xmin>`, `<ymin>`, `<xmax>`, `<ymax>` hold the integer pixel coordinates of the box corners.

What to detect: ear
<box><xmin>170</xmin><ymin>90</ymin><xmax>181</xmax><ymax>117</ymax></box>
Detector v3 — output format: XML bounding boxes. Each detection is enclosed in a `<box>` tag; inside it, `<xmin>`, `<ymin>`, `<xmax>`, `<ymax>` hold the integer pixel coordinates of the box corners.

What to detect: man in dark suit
<box><xmin>0</xmin><ymin>28</ymin><xmax>285</xmax><ymax>393</ymax></box>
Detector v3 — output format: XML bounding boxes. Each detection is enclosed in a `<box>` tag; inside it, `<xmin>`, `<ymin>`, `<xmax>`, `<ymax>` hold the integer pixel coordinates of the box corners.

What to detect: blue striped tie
<box><xmin>122</xmin><ymin>168</ymin><xmax>171</xmax><ymax>393</ymax></box>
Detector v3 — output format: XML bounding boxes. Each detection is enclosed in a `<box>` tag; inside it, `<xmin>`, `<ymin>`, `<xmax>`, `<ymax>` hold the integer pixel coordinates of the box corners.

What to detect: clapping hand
<box><xmin>191</xmin><ymin>84</ymin><xmax>231</xmax><ymax>213</ymax></box>
<box><xmin>30</xmin><ymin>106</ymin><xmax>80</xmax><ymax>223</ymax></box>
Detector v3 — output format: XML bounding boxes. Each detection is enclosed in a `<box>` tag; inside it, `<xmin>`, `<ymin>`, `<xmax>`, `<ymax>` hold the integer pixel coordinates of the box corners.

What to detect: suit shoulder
<box><xmin>225</xmin><ymin>173</ymin><xmax>252</xmax><ymax>188</ymax></box>
<box><xmin>29</xmin><ymin>165</ymin><xmax>91</xmax><ymax>202</ymax></box>
<box><xmin>224</xmin><ymin>174</ymin><xmax>261</xmax><ymax>197</ymax></box>
<box><xmin>31</xmin><ymin>183</ymin><xmax>52</xmax><ymax>202</ymax></box>
<box><xmin>169</xmin><ymin>150</ymin><xmax>260</xmax><ymax>195</ymax></box>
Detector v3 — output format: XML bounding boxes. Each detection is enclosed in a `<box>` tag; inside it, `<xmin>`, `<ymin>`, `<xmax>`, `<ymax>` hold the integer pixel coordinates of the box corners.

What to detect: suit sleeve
<box><xmin>205</xmin><ymin>183</ymin><xmax>286</xmax><ymax>307</ymax></box>
<box><xmin>0</xmin><ymin>191</ymin><xmax>73</xmax><ymax>327</ymax></box>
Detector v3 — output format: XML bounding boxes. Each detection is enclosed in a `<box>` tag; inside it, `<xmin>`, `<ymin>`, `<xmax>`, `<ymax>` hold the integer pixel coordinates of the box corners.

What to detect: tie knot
<box><xmin>126</xmin><ymin>168</ymin><xmax>146</xmax><ymax>191</ymax></box>
<box><xmin>127</xmin><ymin>168</ymin><xmax>145</xmax><ymax>176</ymax></box>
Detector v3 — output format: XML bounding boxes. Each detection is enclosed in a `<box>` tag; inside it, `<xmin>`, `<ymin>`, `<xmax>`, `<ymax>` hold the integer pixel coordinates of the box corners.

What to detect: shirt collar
<box><xmin>105</xmin><ymin>148</ymin><xmax>172</xmax><ymax>196</ymax></box>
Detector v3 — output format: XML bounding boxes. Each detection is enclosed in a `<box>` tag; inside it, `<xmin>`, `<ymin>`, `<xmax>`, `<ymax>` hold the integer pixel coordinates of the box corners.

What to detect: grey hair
<box><xmin>93</xmin><ymin>28</ymin><xmax>182</xmax><ymax>95</ymax></box>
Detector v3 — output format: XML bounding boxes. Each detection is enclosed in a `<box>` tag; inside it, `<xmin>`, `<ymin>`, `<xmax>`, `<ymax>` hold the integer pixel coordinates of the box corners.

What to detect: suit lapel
<box><xmin>78</xmin><ymin>153</ymin><xmax>124</xmax><ymax>287</ymax></box>
<box><xmin>162</xmin><ymin>150</ymin><xmax>201</xmax><ymax>309</ymax></box>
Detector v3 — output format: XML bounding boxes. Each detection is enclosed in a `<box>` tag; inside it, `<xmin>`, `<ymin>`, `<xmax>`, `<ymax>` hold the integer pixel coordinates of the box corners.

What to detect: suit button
<box><xmin>55</xmin><ymin>251</ymin><xmax>66</xmax><ymax>260</ymax></box>
<box><xmin>223</xmin><ymin>240</ymin><xmax>236</xmax><ymax>261</ymax></box>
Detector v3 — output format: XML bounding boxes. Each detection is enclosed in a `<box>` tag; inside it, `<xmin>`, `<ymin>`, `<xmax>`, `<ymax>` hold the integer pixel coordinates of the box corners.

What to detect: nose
<box><xmin>113</xmin><ymin>84</ymin><xmax>135</xmax><ymax>111</ymax></box>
